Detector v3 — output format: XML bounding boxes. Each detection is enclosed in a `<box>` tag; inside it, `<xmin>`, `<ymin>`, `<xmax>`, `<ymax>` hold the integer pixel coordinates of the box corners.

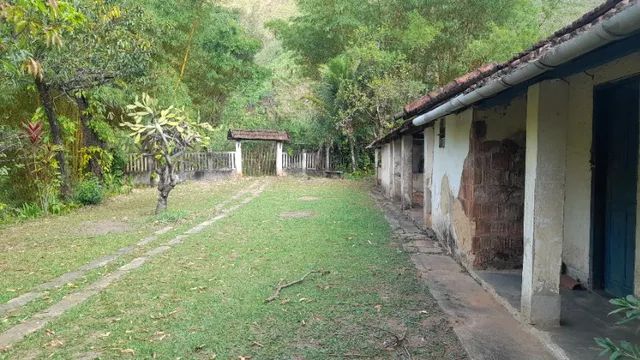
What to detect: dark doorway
<box><xmin>592</xmin><ymin>77</ymin><xmax>639</xmax><ymax>297</ymax></box>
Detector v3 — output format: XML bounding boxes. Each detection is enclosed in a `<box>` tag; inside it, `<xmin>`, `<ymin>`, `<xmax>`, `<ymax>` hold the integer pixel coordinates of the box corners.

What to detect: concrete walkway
<box><xmin>0</xmin><ymin>180</ymin><xmax>268</xmax><ymax>351</ymax></box>
<box><xmin>373</xmin><ymin>190</ymin><xmax>556</xmax><ymax>360</ymax></box>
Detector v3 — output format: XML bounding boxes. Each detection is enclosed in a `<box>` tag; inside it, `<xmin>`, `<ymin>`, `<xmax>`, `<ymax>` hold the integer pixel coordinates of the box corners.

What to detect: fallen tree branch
<box><xmin>265</xmin><ymin>270</ymin><xmax>329</xmax><ymax>303</ymax></box>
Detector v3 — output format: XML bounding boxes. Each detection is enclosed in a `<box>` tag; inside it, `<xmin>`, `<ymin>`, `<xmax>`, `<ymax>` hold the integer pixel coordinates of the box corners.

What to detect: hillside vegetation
<box><xmin>0</xmin><ymin>0</ymin><xmax>606</xmax><ymax>220</ymax></box>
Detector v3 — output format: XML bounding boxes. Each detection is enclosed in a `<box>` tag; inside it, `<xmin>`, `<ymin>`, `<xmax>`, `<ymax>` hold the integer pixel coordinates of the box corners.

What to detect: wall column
<box><xmin>521</xmin><ymin>80</ymin><xmax>569</xmax><ymax>327</ymax></box>
<box><xmin>424</xmin><ymin>127</ymin><xmax>435</xmax><ymax>227</ymax></box>
<box><xmin>276</xmin><ymin>141</ymin><xmax>284</xmax><ymax>176</ymax></box>
<box><xmin>235</xmin><ymin>141</ymin><xmax>243</xmax><ymax>176</ymax></box>
<box><xmin>400</xmin><ymin>134</ymin><xmax>413</xmax><ymax>209</ymax></box>
<box><xmin>374</xmin><ymin>148</ymin><xmax>380</xmax><ymax>184</ymax></box>
<box><xmin>392</xmin><ymin>138</ymin><xmax>402</xmax><ymax>201</ymax></box>
<box><xmin>383</xmin><ymin>143</ymin><xmax>393</xmax><ymax>197</ymax></box>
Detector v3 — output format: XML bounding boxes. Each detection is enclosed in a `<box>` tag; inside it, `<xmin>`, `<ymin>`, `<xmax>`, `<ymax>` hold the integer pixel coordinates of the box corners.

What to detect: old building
<box><xmin>370</xmin><ymin>0</ymin><xmax>640</xmax><ymax>352</ymax></box>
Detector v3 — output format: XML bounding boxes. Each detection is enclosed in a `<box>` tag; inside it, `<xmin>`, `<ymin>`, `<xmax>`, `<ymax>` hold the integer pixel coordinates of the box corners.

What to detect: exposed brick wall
<box><xmin>458</xmin><ymin>120</ymin><xmax>525</xmax><ymax>269</ymax></box>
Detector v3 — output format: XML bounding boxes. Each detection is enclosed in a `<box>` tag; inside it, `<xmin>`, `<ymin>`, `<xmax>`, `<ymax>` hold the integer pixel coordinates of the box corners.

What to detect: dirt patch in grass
<box><xmin>279</xmin><ymin>210</ymin><xmax>316</xmax><ymax>219</ymax></box>
<box><xmin>77</xmin><ymin>220</ymin><xmax>132</xmax><ymax>236</ymax></box>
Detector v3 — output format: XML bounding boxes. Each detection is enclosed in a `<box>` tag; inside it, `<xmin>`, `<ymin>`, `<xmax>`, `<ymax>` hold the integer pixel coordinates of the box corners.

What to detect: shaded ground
<box><xmin>0</xmin><ymin>177</ymin><xmax>465</xmax><ymax>359</ymax></box>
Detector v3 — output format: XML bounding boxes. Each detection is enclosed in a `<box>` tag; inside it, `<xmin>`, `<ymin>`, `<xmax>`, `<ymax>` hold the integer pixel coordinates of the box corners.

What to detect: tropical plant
<box><xmin>0</xmin><ymin>0</ymin><xmax>85</xmax><ymax>198</ymax></box>
<box><xmin>121</xmin><ymin>93</ymin><xmax>212</xmax><ymax>214</ymax></box>
<box><xmin>20</xmin><ymin>118</ymin><xmax>63</xmax><ymax>214</ymax></box>
<box><xmin>596</xmin><ymin>295</ymin><xmax>640</xmax><ymax>359</ymax></box>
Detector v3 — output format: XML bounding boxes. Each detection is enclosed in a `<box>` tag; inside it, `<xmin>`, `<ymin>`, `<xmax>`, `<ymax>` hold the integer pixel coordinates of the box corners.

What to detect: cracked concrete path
<box><xmin>372</xmin><ymin>190</ymin><xmax>556</xmax><ymax>360</ymax></box>
<box><xmin>0</xmin><ymin>180</ymin><xmax>268</xmax><ymax>351</ymax></box>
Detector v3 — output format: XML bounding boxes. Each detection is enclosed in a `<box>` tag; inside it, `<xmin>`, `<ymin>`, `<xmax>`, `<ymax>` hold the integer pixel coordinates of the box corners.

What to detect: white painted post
<box><xmin>235</xmin><ymin>141</ymin><xmax>243</xmax><ymax>176</ymax></box>
<box><xmin>400</xmin><ymin>134</ymin><xmax>413</xmax><ymax>210</ymax></box>
<box><xmin>521</xmin><ymin>80</ymin><xmax>569</xmax><ymax>327</ymax></box>
<box><xmin>276</xmin><ymin>141</ymin><xmax>284</xmax><ymax>176</ymax></box>
<box><xmin>302</xmin><ymin>150</ymin><xmax>307</xmax><ymax>175</ymax></box>
<box><xmin>424</xmin><ymin>127</ymin><xmax>435</xmax><ymax>227</ymax></box>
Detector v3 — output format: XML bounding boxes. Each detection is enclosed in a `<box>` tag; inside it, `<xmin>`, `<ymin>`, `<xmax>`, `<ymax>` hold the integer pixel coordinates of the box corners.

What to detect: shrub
<box><xmin>75</xmin><ymin>177</ymin><xmax>104</xmax><ymax>205</ymax></box>
<box><xmin>15</xmin><ymin>203</ymin><xmax>42</xmax><ymax>219</ymax></box>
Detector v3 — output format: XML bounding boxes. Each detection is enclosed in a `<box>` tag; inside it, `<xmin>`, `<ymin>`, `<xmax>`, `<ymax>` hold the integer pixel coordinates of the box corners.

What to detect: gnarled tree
<box><xmin>121</xmin><ymin>94</ymin><xmax>212</xmax><ymax>214</ymax></box>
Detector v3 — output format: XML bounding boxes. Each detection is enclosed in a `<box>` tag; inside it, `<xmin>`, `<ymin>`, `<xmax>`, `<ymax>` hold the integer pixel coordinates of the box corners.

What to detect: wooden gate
<box><xmin>243</xmin><ymin>142</ymin><xmax>276</xmax><ymax>176</ymax></box>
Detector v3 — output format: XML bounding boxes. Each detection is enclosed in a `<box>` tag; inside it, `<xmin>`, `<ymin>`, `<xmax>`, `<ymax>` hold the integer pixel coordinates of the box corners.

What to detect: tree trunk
<box><xmin>75</xmin><ymin>95</ymin><xmax>104</xmax><ymax>179</ymax></box>
<box><xmin>155</xmin><ymin>188</ymin><xmax>169</xmax><ymax>214</ymax></box>
<box><xmin>154</xmin><ymin>164</ymin><xmax>176</xmax><ymax>214</ymax></box>
<box><xmin>348</xmin><ymin>136</ymin><xmax>357</xmax><ymax>172</ymax></box>
<box><xmin>35</xmin><ymin>76</ymin><xmax>71</xmax><ymax>199</ymax></box>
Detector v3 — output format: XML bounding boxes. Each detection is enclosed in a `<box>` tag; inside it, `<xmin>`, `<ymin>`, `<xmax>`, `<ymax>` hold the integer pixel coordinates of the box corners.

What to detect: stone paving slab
<box><xmin>0</xmin><ymin>226</ymin><xmax>172</xmax><ymax>318</ymax></box>
<box><xmin>0</xmin><ymin>181</ymin><xmax>264</xmax><ymax>319</ymax></box>
<box><xmin>0</xmin><ymin>181</ymin><xmax>267</xmax><ymax>351</ymax></box>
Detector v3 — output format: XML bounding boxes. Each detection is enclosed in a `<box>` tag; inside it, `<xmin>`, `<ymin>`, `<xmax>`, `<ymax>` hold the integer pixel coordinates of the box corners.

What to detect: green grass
<box><xmin>0</xmin><ymin>179</ymin><xmax>250</xmax><ymax>303</ymax></box>
<box><xmin>1</xmin><ymin>178</ymin><xmax>464</xmax><ymax>359</ymax></box>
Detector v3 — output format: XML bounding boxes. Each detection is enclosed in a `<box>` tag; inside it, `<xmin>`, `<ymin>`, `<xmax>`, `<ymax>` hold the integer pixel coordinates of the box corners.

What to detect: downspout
<box><xmin>413</xmin><ymin>2</ymin><xmax>640</xmax><ymax>127</ymax></box>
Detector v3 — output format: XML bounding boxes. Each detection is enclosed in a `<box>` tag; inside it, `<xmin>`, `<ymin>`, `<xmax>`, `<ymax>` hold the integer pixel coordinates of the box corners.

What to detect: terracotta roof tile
<box><xmin>403</xmin><ymin>63</ymin><xmax>500</xmax><ymax>117</ymax></box>
<box><xmin>227</xmin><ymin>129</ymin><xmax>290</xmax><ymax>142</ymax></box>
<box><xmin>370</xmin><ymin>0</ymin><xmax>637</xmax><ymax>148</ymax></box>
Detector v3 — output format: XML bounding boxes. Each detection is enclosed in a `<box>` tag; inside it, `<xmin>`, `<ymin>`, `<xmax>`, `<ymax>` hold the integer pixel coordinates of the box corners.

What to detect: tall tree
<box><xmin>45</xmin><ymin>0</ymin><xmax>152</xmax><ymax>178</ymax></box>
<box><xmin>0</xmin><ymin>0</ymin><xmax>84</xmax><ymax>198</ymax></box>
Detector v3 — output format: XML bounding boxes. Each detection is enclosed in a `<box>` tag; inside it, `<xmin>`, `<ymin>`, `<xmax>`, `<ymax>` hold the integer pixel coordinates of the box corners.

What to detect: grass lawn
<box><xmin>1</xmin><ymin>177</ymin><xmax>465</xmax><ymax>359</ymax></box>
<box><xmin>0</xmin><ymin>179</ymin><xmax>250</xmax><ymax>304</ymax></box>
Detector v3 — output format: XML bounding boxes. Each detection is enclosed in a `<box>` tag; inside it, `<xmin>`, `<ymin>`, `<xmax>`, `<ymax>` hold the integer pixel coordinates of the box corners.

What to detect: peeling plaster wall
<box><xmin>561</xmin><ymin>52</ymin><xmax>640</xmax><ymax>295</ymax></box>
<box><xmin>431</xmin><ymin>98</ymin><xmax>527</xmax><ymax>269</ymax></box>
<box><xmin>431</xmin><ymin>110</ymin><xmax>474</xmax><ymax>258</ymax></box>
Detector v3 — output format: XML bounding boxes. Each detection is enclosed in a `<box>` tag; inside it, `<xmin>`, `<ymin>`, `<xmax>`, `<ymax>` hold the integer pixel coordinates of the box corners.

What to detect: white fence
<box><xmin>125</xmin><ymin>152</ymin><xmax>236</xmax><ymax>174</ymax></box>
<box><xmin>282</xmin><ymin>152</ymin><xmax>323</xmax><ymax>171</ymax></box>
<box><xmin>126</xmin><ymin>149</ymin><xmax>331</xmax><ymax>180</ymax></box>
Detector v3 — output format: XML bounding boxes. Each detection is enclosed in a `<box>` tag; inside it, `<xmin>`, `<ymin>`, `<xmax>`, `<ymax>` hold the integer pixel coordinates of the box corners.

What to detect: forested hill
<box><xmin>219</xmin><ymin>0</ymin><xmax>298</xmax><ymax>66</ymax></box>
<box><xmin>215</xmin><ymin>0</ymin><xmax>317</xmax><ymax>150</ymax></box>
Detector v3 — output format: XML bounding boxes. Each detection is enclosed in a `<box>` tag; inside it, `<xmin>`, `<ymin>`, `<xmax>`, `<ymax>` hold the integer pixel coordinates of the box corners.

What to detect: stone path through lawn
<box><xmin>372</xmin><ymin>190</ymin><xmax>557</xmax><ymax>360</ymax></box>
<box><xmin>0</xmin><ymin>180</ymin><xmax>268</xmax><ymax>351</ymax></box>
